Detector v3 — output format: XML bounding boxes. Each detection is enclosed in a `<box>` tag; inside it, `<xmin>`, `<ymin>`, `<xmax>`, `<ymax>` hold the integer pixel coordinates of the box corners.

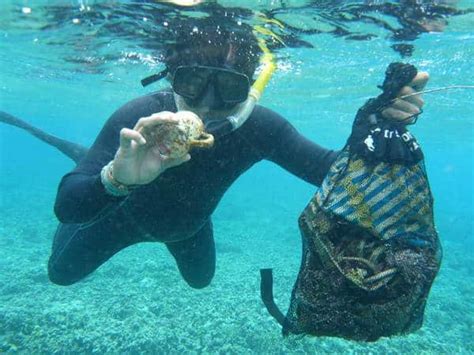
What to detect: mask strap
<box><xmin>141</xmin><ymin>68</ymin><xmax>169</xmax><ymax>87</ymax></box>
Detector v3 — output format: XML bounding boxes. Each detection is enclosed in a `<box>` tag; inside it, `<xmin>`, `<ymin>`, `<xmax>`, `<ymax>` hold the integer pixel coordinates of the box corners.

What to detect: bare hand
<box><xmin>111</xmin><ymin>111</ymin><xmax>191</xmax><ymax>186</ymax></box>
<box><xmin>381</xmin><ymin>71</ymin><xmax>429</xmax><ymax>123</ymax></box>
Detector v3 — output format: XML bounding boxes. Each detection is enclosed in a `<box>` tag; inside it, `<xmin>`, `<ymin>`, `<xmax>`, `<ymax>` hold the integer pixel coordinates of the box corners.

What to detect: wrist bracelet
<box><xmin>100</xmin><ymin>161</ymin><xmax>130</xmax><ymax>197</ymax></box>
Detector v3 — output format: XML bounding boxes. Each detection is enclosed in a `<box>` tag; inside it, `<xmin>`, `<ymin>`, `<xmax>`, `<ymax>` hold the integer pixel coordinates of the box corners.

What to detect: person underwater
<box><xmin>0</xmin><ymin>20</ymin><xmax>428</xmax><ymax>289</ymax></box>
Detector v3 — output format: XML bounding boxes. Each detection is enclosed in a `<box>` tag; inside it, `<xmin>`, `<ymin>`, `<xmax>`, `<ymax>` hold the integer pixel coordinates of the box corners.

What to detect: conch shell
<box><xmin>147</xmin><ymin>111</ymin><xmax>214</xmax><ymax>158</ymax></box>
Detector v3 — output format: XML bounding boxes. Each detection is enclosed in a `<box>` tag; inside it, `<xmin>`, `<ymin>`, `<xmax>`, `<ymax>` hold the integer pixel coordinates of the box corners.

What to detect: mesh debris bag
<box><xmin>261</xmin><ymin>63</ymin><xmax>442</xmax><ymax>342</ymax></box>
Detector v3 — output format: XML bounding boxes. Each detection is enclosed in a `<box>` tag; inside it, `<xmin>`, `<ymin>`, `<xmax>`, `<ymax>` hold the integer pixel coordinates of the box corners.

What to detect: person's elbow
<box><xmin>53</xmin><ymin>173</ymin><xmax>98</xmax><ymax>224</ymax></box>
<box><xmin>54</xmin><ymin>191</ymin><xmax>108</xmax><ymax>224</ymax></box>
<box><xmin>54</xmin><ymin>190</ymin><xmax>96</xmax><ymax>224</ymax></box>
<box><xmin>54</xmin><ymin>197</ymin><xmax>83</xmax><ymax>224</ymax></box>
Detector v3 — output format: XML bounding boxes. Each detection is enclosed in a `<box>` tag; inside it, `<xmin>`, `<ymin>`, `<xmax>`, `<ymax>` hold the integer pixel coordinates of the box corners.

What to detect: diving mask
<box><xmin>171</xmin><ymin>65</ymin><xmax>250</xmax><ymax>105</ymax></box>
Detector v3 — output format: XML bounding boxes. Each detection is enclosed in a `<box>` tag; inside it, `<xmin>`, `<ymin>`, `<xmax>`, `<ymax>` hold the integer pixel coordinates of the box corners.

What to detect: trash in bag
<box><xmin>260</xmin><ymin>63</ymin><xmax>442</xmax><ymax>342</ymax></box>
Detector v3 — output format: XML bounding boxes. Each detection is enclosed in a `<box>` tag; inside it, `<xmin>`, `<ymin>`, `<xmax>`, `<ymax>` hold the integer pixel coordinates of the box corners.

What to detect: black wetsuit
<box><xmin>48</xmin><ymin>91</ymin><xmax>338</xmax><ymax>287</ymax></box>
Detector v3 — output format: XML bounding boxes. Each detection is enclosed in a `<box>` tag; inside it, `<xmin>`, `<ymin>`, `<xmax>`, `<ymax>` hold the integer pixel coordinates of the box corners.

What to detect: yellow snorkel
<box><xmin>252</xmin><ymin>36</ymin><xmax>278</xmax><ymax>100</ymax></box>
<box><xmin>225</xmin><ymin>25</ymin><xmax>281</xmax><ymax>131</ymax></box>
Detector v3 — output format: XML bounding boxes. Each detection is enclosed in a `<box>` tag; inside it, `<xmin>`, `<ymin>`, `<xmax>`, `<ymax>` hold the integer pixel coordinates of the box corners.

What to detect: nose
<box><xmin>198</xmin><ymin>82</ymin><xmax>224</xmax><ymax>110</ymax></box>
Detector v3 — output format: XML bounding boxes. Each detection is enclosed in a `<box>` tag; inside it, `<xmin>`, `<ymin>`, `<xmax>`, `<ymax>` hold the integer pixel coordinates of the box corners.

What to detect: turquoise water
<box><xmin>1</xmin><ymin>1</ymin><xmax>473</xmax><ymax>353</ymax></box>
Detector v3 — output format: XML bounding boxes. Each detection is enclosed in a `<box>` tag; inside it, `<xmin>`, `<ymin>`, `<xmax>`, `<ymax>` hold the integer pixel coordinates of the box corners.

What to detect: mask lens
<box><xmin>172</xmin><ymin>66</ymin><xmax>250</xmax><ymax>104</ymax></box>
<box><xmin>173</xmin><ymin>66</ymin><xmax>212</xmax><ymax>100</ymax></box>
<box><xmin>215</xmin><ymin>71</ymin><xmax>250</xmax><ymax>104</ymax></box>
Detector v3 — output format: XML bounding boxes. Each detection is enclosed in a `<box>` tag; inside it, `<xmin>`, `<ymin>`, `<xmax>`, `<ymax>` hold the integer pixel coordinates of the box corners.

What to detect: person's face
<box><xmin>171</xmin><ymin>65</ymin><xmax>251</xmax><ymax>121</ymax></box>
<box><xmin>174</xmin><ymin>93</ymin><xmax>243</xmax><ymax>121</ymax></box>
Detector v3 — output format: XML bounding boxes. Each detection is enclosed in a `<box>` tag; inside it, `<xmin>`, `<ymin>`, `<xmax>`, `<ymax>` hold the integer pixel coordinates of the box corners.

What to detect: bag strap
<box><xmin>260</xmin><ymin>268</ymin><xmax>286</xmax><ymax>327</ymax></box>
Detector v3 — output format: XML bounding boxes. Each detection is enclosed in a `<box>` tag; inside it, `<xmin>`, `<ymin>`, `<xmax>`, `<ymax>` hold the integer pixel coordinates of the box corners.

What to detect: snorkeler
<box><xmin>22</xmin><ymin>21</ymin><xmax>428</xmax><ymax>288</ymax></box>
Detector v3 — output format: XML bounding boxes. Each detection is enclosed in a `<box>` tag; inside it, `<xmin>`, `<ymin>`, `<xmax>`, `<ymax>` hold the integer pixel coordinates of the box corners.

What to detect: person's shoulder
<box><xmin>234</xmin><ymin>105</ymin><xmax>292</xmax><ymax>148</ymax></box>
<box><xmin>103</xmin><ymin>89</ymin><xmax>175</xmax><ymax>129</ymax></box>
<box><xmin>115</xmin><ymin>89</ymin><xmax>175</xmax><ymax>118</ymax></box>
<box><xmin>245</xmin><ymin>104</ymin><xmax>290</xmax><ymax>131</ymax></box>
<box><xmin>252</xmin><ymin>105</ymin><xmax>282</xmax><ymax>118</ymax></box>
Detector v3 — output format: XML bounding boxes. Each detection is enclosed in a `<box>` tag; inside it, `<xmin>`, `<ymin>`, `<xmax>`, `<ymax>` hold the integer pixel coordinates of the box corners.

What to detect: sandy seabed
<box><xmin>0</xmin><ymin>185</ymin><xmax>473</xmax><ymax>354</ymax></box>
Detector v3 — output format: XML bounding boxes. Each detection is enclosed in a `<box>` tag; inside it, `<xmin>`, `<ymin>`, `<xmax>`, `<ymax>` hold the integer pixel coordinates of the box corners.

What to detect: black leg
<box><xmin>48</xmin><ymin>212</ymin><xmax>139</xmax><ymax>286</ymax></box>
<box><xmin>165</xmin><ymin>220</ymin><xmax>216</xmax><ymax>289</ymax></box>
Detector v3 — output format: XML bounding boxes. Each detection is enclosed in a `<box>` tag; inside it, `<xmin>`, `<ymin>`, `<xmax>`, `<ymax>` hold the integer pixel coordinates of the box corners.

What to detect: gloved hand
<box><xmin>349</xmin><ymin>63</ymin><xmax>429</xmax><ymax>165</ymax></box>
<box><xmin>378</xmin><ymin>63</ymin><xmax>429</xmax><ymax>124</ymax></box>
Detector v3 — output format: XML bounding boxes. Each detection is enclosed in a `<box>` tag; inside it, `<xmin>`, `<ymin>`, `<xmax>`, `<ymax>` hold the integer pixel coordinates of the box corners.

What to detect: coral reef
<box><xmin>0</xmin><ymin>186</ymin><xmax>472</xmax><ymax>353</ymax></box>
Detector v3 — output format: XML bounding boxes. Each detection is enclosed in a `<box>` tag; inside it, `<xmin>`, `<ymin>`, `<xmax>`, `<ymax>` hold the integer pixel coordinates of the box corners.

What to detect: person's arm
<box><xmin>248</xmin><ymin>68</ymin><xmax>428</xmax><ymax>186</ymax></box>
<box><xmin>54</xmin><ymin>104</ymin><xmax>131</xmax><ymax>224</ymax></box>
<box><xmin>54</xmin><ymin>93</ymin><xmax>193</xmax><ymax>224</ymax></box>
<box><xmin>244</xmin><ymin>106</ymin><xmax>339</xmax><ymax>187</ymax></box>
<box><xmin>268</xmin><ymin>120</ymin><xmax>339</xmax><ymax>186</ymax></box>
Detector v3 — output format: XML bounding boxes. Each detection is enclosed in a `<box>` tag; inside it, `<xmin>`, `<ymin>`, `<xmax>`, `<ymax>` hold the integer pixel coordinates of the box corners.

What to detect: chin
<box><xmin>203</xmin><ymin>107</ymin><xmax>238</xmax><ymax>120</ymax></box>
<box><xmin>174</xmin><ymin>93</ymin><xmax>240</xmax><ymax>121</ymax></box>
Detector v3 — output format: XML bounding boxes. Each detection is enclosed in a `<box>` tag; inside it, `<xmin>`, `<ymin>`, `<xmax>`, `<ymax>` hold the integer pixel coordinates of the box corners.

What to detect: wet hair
<box><xmin>163</xmin><ymin>18</ymin><xmax>261</xmax><ymax>79</ymax></box>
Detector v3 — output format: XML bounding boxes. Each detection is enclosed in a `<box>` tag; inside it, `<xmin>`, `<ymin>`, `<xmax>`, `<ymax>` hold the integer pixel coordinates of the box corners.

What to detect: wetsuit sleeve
<box><xmin>246</xmin><ymin>106</ymin><xmax>339</xmax><ymax>186</ymax></box>
<box><xmin>54</xmin><ymin>95</ymin><xmax>163</xmax><ymax>223</ymax></box>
